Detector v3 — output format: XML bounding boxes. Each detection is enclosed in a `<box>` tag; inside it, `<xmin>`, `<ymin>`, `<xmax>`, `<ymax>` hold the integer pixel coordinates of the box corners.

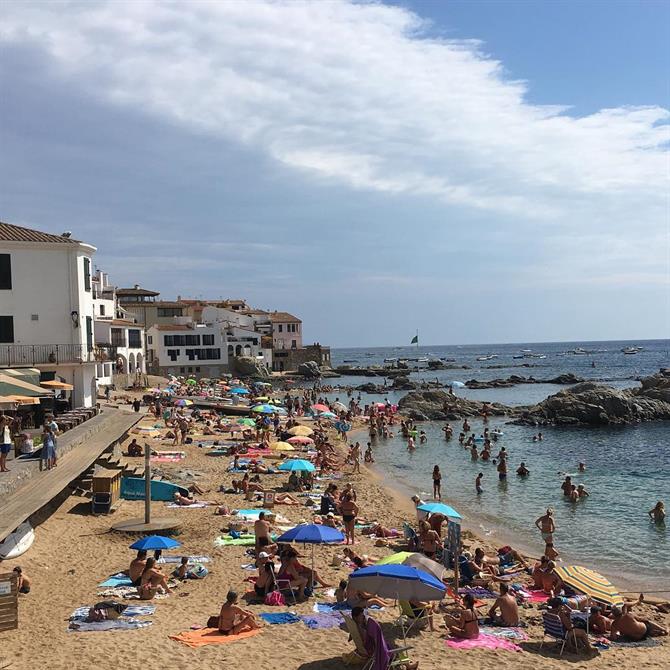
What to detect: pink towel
<box><xmin>445</xmin><ymin>634</ymin><xmax>523</xmax><ymax>652</ymax></box>
<box><xmin>527</xmin><ymin>589</ymin><xmax>549</xmax><ymax>603</ymax></box>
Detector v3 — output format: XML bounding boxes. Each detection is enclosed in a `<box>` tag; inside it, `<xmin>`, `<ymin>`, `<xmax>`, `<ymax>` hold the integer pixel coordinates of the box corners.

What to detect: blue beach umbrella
<box><xmin>318</xmin><ymin>411</ymin><xmax>337</xmax><ymax>419</ymax></box>
<box><xmin>252</xmin><ymin>404</ymin><xmax>276</xmax><ymax>413</ymax></box>
<box><xmin>277</xmin><ymin>523</ymin><xmax>344</xmax><ymax>544</ymax></box>
<box><xmin>349</xmin><ymin>564</ymin><xmax>446</xmax><ymax>601</ymax></box>
<box><xmin>129</xmin><ymin>535</ymin><xmax>181</xmax><ymax>551</ymax></box>
<box><xmin>417</xmin><ymin>502</ymin><xmax>462</xmax><ymax>520</ymax></box>
<box><xmin>230</xmin><ymin>387</ymin><xmax>250</xmax><ymax>395</ymax></box>
<box><xmin>277</xmin><ymin>459</ymin><xmax>316</xmax><ymax>473</ymax></box>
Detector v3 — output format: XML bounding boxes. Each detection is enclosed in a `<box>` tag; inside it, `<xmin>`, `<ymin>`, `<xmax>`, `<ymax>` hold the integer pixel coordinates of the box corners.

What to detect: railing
<box><xmin>0</xmin><ymin>343</ymin><xmax>114</xmax><ymax>367</ymax></box>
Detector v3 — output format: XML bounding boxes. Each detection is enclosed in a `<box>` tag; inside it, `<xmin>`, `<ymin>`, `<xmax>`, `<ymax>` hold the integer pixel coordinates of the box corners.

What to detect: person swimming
<box><xmin>649</xmin><ymin>501</ymin><xmax>665</xmax><ymax>522</ymax></box>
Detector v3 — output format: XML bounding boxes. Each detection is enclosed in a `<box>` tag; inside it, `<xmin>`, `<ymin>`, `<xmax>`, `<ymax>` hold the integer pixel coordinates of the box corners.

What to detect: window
<box><xmin>195</xmin><ymin>367</ymin><xmax>200</xmax><ymax>372</ymax></box>
<box><xmin>278</xmin><ymin>324</ymin><xmax>283</xmax><ymax>332</ymax></box>
<box><xmin>179</xmin><ymin>367</ymin><xmax>185</xmax><ymax>373</ymax></box>
<box><xmin>291</xmin><ymin>339</ymin><xmax>297</xmax><ymax>349</ymax></box>
<box><xmin>83</xmin><ymin>257</ymin><xmax>91</xmax><ymax>291</ymax></box>
<box><xmin>147</xmin><ymin>335</ymin><xmax>153</xmax><ymax>345</ymax></box>
<box><xmin>0</xmin><ymin>254</ymin><xmax>11</xmax><ymax>289</ymax></box>
<box><xmin>128</xmin><ymin>329</ymin><xmax>142</xmax><ymax>348</ymax></box>
<box><xmin>111</xmin><ymin>328</ymin><xmax>125</xmax><ymax>347</ymax></box>
<box><xmin>86</xmin><ymin>316</ymin><xmax>93</xmax><ymax>351</ymax></box>
<box><xmin>157</xmin><ymin>307</ymin><xmax>183</xmax><ymax>317</ymax></box>
<box><xmin>185</xmin><ymin>334</ymin><xmax>200</xmax><ymax>346</ymax></box>
<box><xmin>167</xmin><ymin>349</ymin><xmax>180</xmax><ymax>361</ymax></box>
<box><xmin>0</xmin><ymin>316</ymin><xmax>14</xmax><ymax>343</ymax></box>
<box><xmin>185</xmin><ymin>348</ymin><xmax>221</xmax><ymax>361</ymax></box>
<box><xmin>202</xmin><ymin>334</ymin><xmax>214</xmax><ymax>345</ymax></box>
<box><xmin>99</xmin><ymin>304</ymin><xmax>105</xmax><ymax>316</ymax></box>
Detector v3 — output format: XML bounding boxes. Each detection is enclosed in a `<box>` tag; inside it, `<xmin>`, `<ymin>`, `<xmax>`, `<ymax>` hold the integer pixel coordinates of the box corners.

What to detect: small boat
<box><xmin>121</xmin><ymin>477</ymin><xmax>189</xmax><ymax>501</ymax></box>
<box><xmin>621</xmin><ymin>346</ymin><xmax>641</xmax><ymax>354</ymax></box>
<box><xmin>0</xmin><ymin>522</ymin><xmax>35</xmax><ymax>559</ymax></box>
<box><xmin>383</xmin><ymin>358</ymin><xmax>398</xmax><ymax>363</ymax></box>
<box><xmin>342</xmin><ymin>359</ymin><xmax>359</xmax><ymax>363</ymax></box>
<box><xmin>513</xmin><ymin>355</ymin><xmax>524</xmax><ymax>359</ymax></box>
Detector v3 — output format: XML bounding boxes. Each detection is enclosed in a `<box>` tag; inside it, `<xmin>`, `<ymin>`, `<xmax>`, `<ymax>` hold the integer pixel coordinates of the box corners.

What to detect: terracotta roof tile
<box><xmin>269</xmin><ymin>311</ymin><xmax>302</xmax><ymax>323</ymax></box>
<box><xmin>0</xmin><ymin>221</ymin><xmax>80</xmax><ymax>244</ymax></box>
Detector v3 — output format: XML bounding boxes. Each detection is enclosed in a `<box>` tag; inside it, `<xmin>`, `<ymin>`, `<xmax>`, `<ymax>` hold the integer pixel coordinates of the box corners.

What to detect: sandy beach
<box><xmin>1</xmin><ymin>402</ymin><xmax>668</xmax><ymax>670</ymax></box>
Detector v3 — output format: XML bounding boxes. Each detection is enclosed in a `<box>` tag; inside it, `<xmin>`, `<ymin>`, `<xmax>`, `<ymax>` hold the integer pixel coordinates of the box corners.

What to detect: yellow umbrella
<box><xmin>287</xmin><ymin>425</ymin><xmax>313</xmax><ymax>437</ymax></box>
<box><xmin>554</xmin><ymin>565</ymin><xmax>623</xmax><ymax>607</ymax></box>
<box><xmin>269</xmin><ymin>441</ymin><xmax>295</xmax><ymax>451</ymax></box>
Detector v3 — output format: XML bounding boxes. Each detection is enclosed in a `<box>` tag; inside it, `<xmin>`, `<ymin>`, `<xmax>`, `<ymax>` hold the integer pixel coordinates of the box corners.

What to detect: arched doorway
<box><xmin>136</xmin><ymin>352</ymin><xmax>144</xmax><ymax>374</ymax></box>
<box><xmin>128</xmin><ymin>353</ymin><xmax>135</xmax><ymax>373</ymax></box>
<box><xmin>235</xmin><ymin>345</ymin><xmax>242</xmax><ymax>356</ymax></box>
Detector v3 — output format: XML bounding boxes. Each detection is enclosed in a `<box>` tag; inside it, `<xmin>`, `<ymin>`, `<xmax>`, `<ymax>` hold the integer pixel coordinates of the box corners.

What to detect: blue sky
<box><xmin>1</xmin><ymin>1</ymin><xmax>668</xmax><ymax>347</ymax></box>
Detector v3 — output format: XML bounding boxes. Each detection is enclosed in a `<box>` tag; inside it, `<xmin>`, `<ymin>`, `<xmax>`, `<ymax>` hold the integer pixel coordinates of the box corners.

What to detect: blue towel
<box><xmin>315</xmin><ymin>602</ymin><xmax>351</xmax><ymax>613</ymax></box>
<box><xmin>99</xmin><ymin>575</ymin><xmax>133</xmax><ymax>588</ymax></box>
<box><xmin>259</xmin><ymin>612</ymin><xmax>302</xmax><ymax>625</ymax></box>
<box><xmin>300</xmin><ymin>612</ymin><xmax>343</xmax><ymax>629</ymax></box>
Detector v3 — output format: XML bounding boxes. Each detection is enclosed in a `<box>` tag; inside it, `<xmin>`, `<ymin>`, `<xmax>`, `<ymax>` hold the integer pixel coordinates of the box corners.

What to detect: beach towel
<box><xmin>68</xmin><ymin>618</ymin><xmax>153</xmax><ymax>632</ymax></box>
<box><xmin>70</xmin><ymin>604</ymin><xmax>156</xmax><ymax>619</ymax></box>
<box><xmin>479</xmin><ymin>626</ymin><xmax>528</xmax><ymax>641</ymax></box>
<box><xmin>97</xmin><ymin>586</ymin><xmax>138</xmax><ymax>598</ymax></box>
<box><xmin>314</xmin><ymin>602</ymin><xmax>383</xmax><ymax>613</ymax></box>
<box><xmin>611</xmin><ymin>637</ymin><xmax>661</xmax><ymax>649</ymax></box>
<box><xmin>527</xmin><ymin>589</ymin><xmax>549</xmax><ymax>603</ymax></box>
<box><xmin>445</xmin><ymin>634</ymin><xmax>523</xmax><ymax>652</ymax></box>
<box><xmin>214</xmin><ymin>534</ymin><xmax>256</xmax><ymax>547</ymax></box>
<box><xmin>99</xmin><ymin>574</ymin><xmax>133</xmax><ymax>588</ymax></box>
<box><xmin>166</xmin><ymin>502</ymin><xmax>209</xmax><ymax>508</ymax></box>
<box><xmin>300</xmin><ymin>612</ymin><xmax>343</xmax><ymax>629</ymax></box>
<box><xmin>259</xmin><ymin>612</ymin><xmax>301</xmax><ymax>625</ymax></box>
<box><xmin>170</xmin><ymin>627</ymin><xmax>261</xmax><ymax>647</ymax></box>
<box><xmin>158</xmin><ymin>555</ymin><xmax>211</xmax><ymax>564</ymax></box>
<box><xmin>459</xmin><ymin>586</ymin><xmax>496</xmax><ymax>599</ymax></box>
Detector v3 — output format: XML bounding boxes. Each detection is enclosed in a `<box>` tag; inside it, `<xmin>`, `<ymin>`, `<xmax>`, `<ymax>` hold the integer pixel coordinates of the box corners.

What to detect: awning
<box><xmin>0</xmin><ymin>395</ymin><xmax>41</xmax><ymax>406</ymax></box>
<box><xmin>40</xmin><ymin>380</ymin><xmax>74</xmax><ymax>390</ymax></box>
<box><xmin>0</xmin><ymin>373</ymin><xmax>50</xmax><ymax>397</ymax></box>
<box><xmin>0</xmin><ymin>367</ymin><xmax>41</xmax><ymax>385</ymax></box>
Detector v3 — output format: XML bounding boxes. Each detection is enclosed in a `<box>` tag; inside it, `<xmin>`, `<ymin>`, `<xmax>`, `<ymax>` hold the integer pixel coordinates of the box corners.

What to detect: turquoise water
<box><xmin>316</xmin><ymin>339</ymin><xmax>670</xmax><ymax>588</ymax></box>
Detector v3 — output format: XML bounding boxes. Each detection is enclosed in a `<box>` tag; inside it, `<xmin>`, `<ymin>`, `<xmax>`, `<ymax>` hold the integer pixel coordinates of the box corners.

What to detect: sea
<box><xmin>320</xmin><ymin>339</ymin><xmax>670</xmax><ymax>590</ymax></box>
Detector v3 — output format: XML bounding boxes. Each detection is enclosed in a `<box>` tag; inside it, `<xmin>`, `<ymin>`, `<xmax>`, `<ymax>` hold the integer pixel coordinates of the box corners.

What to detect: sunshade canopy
<box><xmin>417</xmin><ymin>502</ymin><xmax>462</xmax><ymax>520</ymax></box>
<box><xmin>129</xmin><ymin>535</ymin><xmax>181</xmax><ymax>551</ymax></box>
<box><xmin>276</xmin><ymin>524</ymin><xmax>344</xmax><ymax>544</ymax></box>
<box><xmin>277</xmin><ymin>459</ymin><xmax>315</xmax><ymax>472</ymax></box>
<box><xmin>554</xmin><ymin>565</ymin><xmax>623</xmax><ymax>607</ymax></box>
<box><xmin>349</xmin><ymin>565</ymin><xmax>446</xmax><ymax>601</ymax></box>
<box><xmin>287</xmin><ymin>426</ymin><xmax>313</xmax><ymax>437</ymax></box>
<box><xmin>0</xmin><ymin>373</ymin><xmax>50</xmax><ymax>397</ymax></box>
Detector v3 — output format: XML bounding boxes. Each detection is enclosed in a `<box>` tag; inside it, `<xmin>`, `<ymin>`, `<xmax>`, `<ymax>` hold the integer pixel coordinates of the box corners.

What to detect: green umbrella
<box><xmin>236</xmin><ymin>418</ymin><xmax>256</xmax><ymax>426</ymax></box>
<box><xmin>376</xmin><ymin>552</ymin><xmax>413</xmax><ymax>566</ymax></box>
<box><xmin>185</xmin><ymin>379</ymin><xmax>197</xmax><ymax>386</ymax></box>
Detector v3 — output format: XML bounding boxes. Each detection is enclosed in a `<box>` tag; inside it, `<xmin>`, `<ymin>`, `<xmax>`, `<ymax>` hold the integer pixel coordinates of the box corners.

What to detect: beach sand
<box><xmin>1</xmin><ymin>407</ymin><xmax>668</xmax><ymax>670</ymax></box>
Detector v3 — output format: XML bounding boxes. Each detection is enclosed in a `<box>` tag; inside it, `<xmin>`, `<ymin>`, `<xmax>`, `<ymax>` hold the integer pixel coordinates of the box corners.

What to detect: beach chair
<box><xmin>402</xmin><ymin>523</ymin><xmax>419</xmax><ymax>551</ymax></box>
<box><xmin>342</xmin><ymin>614</ymin><xmax>413</xmax><ymax>670</ymax></box>
<box><xmin>274</xmin><ymin>579</ymin><xmax>298</xmax><ymax>605</ymax></box>
<box><xmin>539</xmin><ymin>611</ymin><xmax>578</xmax><ymax>657</ymax></box>
<box><xmin>396</xmin><ymin>600</ymin><xmax>432</xmax><ymax>636</ymax></box>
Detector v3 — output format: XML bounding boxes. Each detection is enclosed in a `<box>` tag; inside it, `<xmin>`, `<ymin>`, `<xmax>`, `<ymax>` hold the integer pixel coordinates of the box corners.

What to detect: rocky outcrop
<box><xmin>398</xmin><ymin>390</ymin><xmax>515</xmax><ymax>421</ymax></box>
<box><xmin>297</xmin><ymin>361</ymin><xmax>321</xmax><ymax>378</ymax></box>
<box><xmin>464</xmin><ymin>373</ymin><xmax>584</xmax><ymax>389</ymax></box>
<box><xmin>391</xmin><ymin>376</ymin><xmax>420</xmax><ymax>391</ymax></box>
<box><xmin>231</xmin><ymin>356</ymin><xmax>271</xmax><ymax>379</ymax></box>
<box><xmin>356</xmin><ymin>382</ymin><xmax>386</xmax><ymax>393</ymax></box>
<box><xmin>514</xmin><ymin>371</ymin><xmax>670</xmax><ymax>426</ymax></box>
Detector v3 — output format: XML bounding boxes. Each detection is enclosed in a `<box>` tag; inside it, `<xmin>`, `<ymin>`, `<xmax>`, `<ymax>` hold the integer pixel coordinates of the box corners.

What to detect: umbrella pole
<box><xmin>144</xmin><ymin>443</ymin><xmax>151</xmax><ymax>525</ymax></box>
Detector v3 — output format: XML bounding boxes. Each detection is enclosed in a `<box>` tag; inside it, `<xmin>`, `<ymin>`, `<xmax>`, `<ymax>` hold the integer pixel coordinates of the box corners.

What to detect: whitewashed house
<box><xmin>146</xmin><ymin>320</ymin><xmax>228</xmax><ymax>378</ymax></box>
<box><xmin>92</xmin><ymin>270</ymin><xmax>146</xmax><ymax>388</ymax></box>
<box><xmin>0</xmin><ymin>221</ymin><xmax>98</xmax><ymax>407</ymax></box>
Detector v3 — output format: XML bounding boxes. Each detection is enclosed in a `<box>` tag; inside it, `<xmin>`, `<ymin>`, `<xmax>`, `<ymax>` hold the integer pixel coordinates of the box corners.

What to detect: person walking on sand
<box><xmin>340</xmin><ymin>492</ymin><xmax>359</xmax><ymax>545</ymax></box>
<box><xmin>432</xmin><ymin>465</ymin><xmax>442</xmax><ymax>499</ymax></box>
<box><xmin>535</xmin><ymin>508</ymin><xmax>555</xmax><ymax>544</ymax></box>
<box><xmin>350</xmin><ymin>441</ymin><xmax>361</xmax><ymax>474</ymax></box>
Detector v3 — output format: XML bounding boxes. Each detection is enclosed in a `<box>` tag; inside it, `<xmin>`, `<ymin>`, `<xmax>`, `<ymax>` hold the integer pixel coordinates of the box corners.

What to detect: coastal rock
<box><xmin>427</xmin><ymin>360</ymin><xmax>445</xmax><ymax>370</ymax></box>
<box><xmin>230</xmin><ymin>356</ymin><xmax>271</xmax><ymax>379</ymax></box>
<box><xmin>464</xmin><ymin>372</ymin><xmax>584</xmax><ymax>389</ymax></box>
<box><xmin>398</xmin><ymin>390</ymin><xmax>513</xmax><ymax>420</ymax></box>
<box><xmin>514</xmin><ymin>371</ymin><xmax>670</xmax><ymax>426</ymax></box>
<box><xmin>297</xmin><ymin>361</ymin><xmax>321</xmax><ymax>378</ymax></box>
<box><xmin>391</xmin><ymin>376</ymin><xmax>419</xmax><ymax>390</ymax></box>
<box><xmin>356</xmin><ymin>382</ymin><xmax>385</xmax><ymax>393</ymax></box>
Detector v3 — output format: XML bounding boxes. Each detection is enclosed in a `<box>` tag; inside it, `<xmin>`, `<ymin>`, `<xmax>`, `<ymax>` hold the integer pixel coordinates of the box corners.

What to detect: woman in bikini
<box><xmin>444</xmin><ymin>593</ymin><xmax>479</xmax><ymax>639</ymax></box>
<box><xmin>277</xmin><ymin>549</ymin><xmax>308</xmax><ymax>600</ymax></box>
<box><xmin>218</xmin><ymin>591</ymin><xmax>260</xmax><ymax>634</ymax></box>
<box><xmin>138</xmin><ymin>558</ymin><xmax>172</xmax><ymax>599</ymax></box>
<box><xmin>340</xmin><ymin>492</ymin><xmax>359</xmax><ymax>545</ymax></box>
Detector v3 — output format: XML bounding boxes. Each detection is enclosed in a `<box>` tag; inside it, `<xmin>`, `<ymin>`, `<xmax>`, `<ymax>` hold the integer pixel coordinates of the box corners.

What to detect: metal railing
<box><xmin>0</xmin><ymin>343</ymin><xmax>115</xmax><ymax>367</ymax></box>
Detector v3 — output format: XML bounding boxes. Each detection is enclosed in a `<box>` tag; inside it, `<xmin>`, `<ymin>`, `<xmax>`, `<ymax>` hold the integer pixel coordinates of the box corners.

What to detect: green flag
<box><xmin>410</xmin><ymin>335</ymin><xmax>418</xmax><ymax>344</ymax></box>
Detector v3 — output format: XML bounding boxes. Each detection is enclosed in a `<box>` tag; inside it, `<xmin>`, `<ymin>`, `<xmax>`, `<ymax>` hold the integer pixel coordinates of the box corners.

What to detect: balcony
<box><xmin>0</xmin><ymin>343</ymin><xmax>114</xmax><ymax>367</ymax></box>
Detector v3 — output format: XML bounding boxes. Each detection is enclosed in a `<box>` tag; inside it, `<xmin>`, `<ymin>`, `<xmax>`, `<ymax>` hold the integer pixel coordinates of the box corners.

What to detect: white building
<box><xmin>146</xmin><ymin>321</ymin><xmax>228</xmax><ymax>378</ymax></box>
<box><xmin>92</xmin><ymin>270</ymin><xmax>146</xmax><ymax>388</ymax></box>
<box><xmin>0</xmin><ymin>221</ymin><xmax>98</xmax><ymax>407</ymax></box>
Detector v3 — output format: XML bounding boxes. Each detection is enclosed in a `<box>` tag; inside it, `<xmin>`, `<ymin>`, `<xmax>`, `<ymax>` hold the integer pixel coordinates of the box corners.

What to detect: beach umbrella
<box><xmin>185</xmin><ymin>379</ymin><xmax>197</xmax><ymax>386</ymax></box>
<box><xmin>311</xmin><ymin>403</ymin><xmax>330</xmax><ymax>413</ymax></box>
<box><xmin>288</xmin><ymin>425</ymin><xmax>313</xmax><ymax>437</ymax></box>
<box><xmin>349</xmin><ymin>564</ymin><xmax>446</xmax><ymax>602</ymax></box>
<box><xmin>332</xmin><ymin>401</ymin><xmax>347</xmax><ymax>412</ymax></box>
<box><xmin>553</xmin><ymin>565</ymin><xmax>623</xmax><ymax>607</ymax></box>
<box><xmin>129</xmin><ymin>535</ymin><xmax>181</xmax><ymax>551</ymax></box>
<box><xmin>334</xmin><ymin>421</ymin><xmax>352</xmax><ymax>433</ymax></box>
<box><xmin>448</xmin><ymin>381</ymin><xmax>465</xmax><ymax>388</ymax></box>
<box><xmin>375</xmin><ymin>552</ymin><xmax>446</xmax><ymax>582</ymax></box>
<box><xmin>174</xmin><ymin>399</ymin><xmax>193</xmax><ymax>407</ymax></box>
<box><xmin>276</xmin><ymin>523</ymin><xmax>345</xmax><ymax>577</ymax></box>
<box><xmin>230</xmin><ymin>387</ymin><xmax>249</xmax><ymax>395</ymax></box>
<box><xmin>318</xmin><ymin>411</ymin><xmax>337</xmax><ymax>419</ymax></box>
<box><xmin>278</xmin><ymin>459</ymin><xmax>316</xmax><ymax>472</ymax></box>
<box><xmin>376</xmin><ymin>552</ymin><xmax>414</xmax><ymax>566</ymax></box>
<box><xmin>253</xmin><ymin>396</ymin><xmax>269</xmax><ymax>402</ymax></box>
<box><xmin>273</xmin><ymin>407</ymin><xmax>288</xmax><ymax>415</ymax></box>
<box><xmin>417</xmin><ymin>502</ymin><xmax>462</xmax><ymax>520</ymax></box>
<box><xmin>287</xmin><ymin>436</ymin><xmax>314</xmax><ymax>446</ymax></box>
<box><xmin>269</xmin><ymin>441</ymin><xmax>295</xmax><ymax>451</ymax></box>
<box><xmin>236</xmin><ymin>418</ymin><xmax>256</xmax><ymax>427</ymax></box>
<box><xmin>252</xmin><ymin>404</ymin><xmax>275</xmax><ymax>413</ymax></box>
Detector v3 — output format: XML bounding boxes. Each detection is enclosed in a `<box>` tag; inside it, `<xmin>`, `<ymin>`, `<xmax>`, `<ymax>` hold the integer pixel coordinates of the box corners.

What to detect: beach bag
<box><xmin>264</xmin><ymin>590</ymin><xmax>285</xmax><ymax>606</ymax></box>
<box><xmin>187</xmin><ymin>565</ymin><xmax>208</xmax><ymax>579</ymax></box>
<box><xmin>206</xmin><ymin>615</ymin><xmax>219</xmax><ymax>628</ymax></box>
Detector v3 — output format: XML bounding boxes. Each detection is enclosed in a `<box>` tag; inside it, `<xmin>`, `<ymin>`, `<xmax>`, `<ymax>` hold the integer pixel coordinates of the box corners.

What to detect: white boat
<box><xmin>621</xmin><ymin>346</ymin><xmax>642</xmax><ymax>354</ymax></box>
<box><xmin>0</xmin><ymin>522</ymin><xmax>35</xmax><ymax>559</ymax></box>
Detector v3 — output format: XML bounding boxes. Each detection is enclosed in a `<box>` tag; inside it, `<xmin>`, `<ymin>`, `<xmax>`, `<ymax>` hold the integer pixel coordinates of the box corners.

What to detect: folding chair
<box><xmin>342</xmin><ymin>614</ymin><xmax>413</xmax><ymax>670</ymax></box>
<box><xmin>275</xmin><ymin>578</ymin><xmax>298</xmax><ymax>605</ymax></box>
<box><xmin>396</xmin><ymin>600</ymin><xmax>433</xmax><ymax>636</ymax></box>
<box><xmin>540</xmin><ymin>611</ymin><xmax>578</xmax><ymax>656</ymax></box>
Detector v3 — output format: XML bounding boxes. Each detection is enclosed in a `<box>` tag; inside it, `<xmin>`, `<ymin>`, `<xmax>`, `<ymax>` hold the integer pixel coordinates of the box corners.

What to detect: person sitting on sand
<box><xmin>127</xmin><ymin>439</ymin><xmax>142</xmax><ymax>457</ymax></box>
<box><xmin>588</xmin><ymin>606</ymin><xmax>612</xmax><ymax>635</ymax></box>
<box><xmin>13</xmin><ymin>566</ymin><xmax>31</xmax><ymax>594</ymax></box>
<box><xmin>649</xmin><ymin>501</ymin><xmax>665</xmax><ymax>522</ymax></box>
<box><xmin>540</xmin><ymin>561</ymin><xmax>562</xmax><ymax>594</ymax></box>
<box><xmin>546</xmin><ymin>597</ymin><xmax>597</xmax><ymax>654</ymax></box>
<box><xmin>486</xmin><ymin>583</ymin><xmax>520</xmax><ymax>626</ymax></box>
<box><xmin>129</xmin><ymin>550</ymin><xmax>148</xmax><ymax>585</ymax></box>
<box><xmin>444</xmin><ymin>593</ymin><xmax>479</xmax><ymax>639</ymax></box>
<box><xmin>610</xmin><ymin>595</ymin><xmax>668</xmax><ymax>641</ymax></box>
<box><xmin>343</xmin><ymin>547</ymin><xmax>372</xmax><ymax>567</ymax></box>
<box><xmin>218</xmin><ymin>590</ymin><xmax>260</xmax><ymax>635</ymax></box>
<box><xmin>477</xmin><ymin>546</ymin><xmax>528</xmax><ymax>570</ymax></box>
<box><xmin>274</xmin><ymin>492</ymin><xmax>300</xmax><ymax>505</ymax></box>
<box><xmin>173</xmin><ymin>556</ymin><xmax>190</xmax><ymax>580</ymax></box>
<box><xmin>361</xmin><ymin>523</ymin><xmax>400</xmax><ymax>538</ymax></box>
<box><xmin>532</xmin><ymin>556</ymin><xmax>549</xmax><ymax>589</ymax></box>
<box><xmin>138</xmin><ymin>558</ymin><xmax>172</xmax><ymax>599</ymax></box>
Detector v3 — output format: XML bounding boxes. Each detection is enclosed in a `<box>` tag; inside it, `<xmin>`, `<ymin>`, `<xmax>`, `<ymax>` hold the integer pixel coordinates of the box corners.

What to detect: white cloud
<box><xmin>1</xmin><ymin>0</ymin><xmax>668</xmax><ymax>255</ymax></box>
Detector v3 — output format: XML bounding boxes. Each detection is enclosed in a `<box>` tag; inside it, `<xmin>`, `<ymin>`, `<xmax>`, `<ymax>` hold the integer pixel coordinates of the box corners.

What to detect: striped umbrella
<box><xmin>554</xmin><ymin>565</ymin><xmax>623</xmax><ymax>607</ymax></box>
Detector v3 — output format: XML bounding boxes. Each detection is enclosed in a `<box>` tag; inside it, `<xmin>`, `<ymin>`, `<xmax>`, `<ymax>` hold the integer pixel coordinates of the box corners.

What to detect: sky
<box><xmin>1</xmin><ymin>0</ymin><xmax>668</xmax><ymax>347</ymax></box>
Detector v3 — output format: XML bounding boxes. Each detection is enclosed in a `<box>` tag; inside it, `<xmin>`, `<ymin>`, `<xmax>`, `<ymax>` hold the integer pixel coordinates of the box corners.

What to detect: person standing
<box><xmin>0</xmin><ymin>415</ymin><xmax>12</xmax><ymax>472</ymax></box>
<box><xmin>475</xmin><ymin>472</ymin><xmax>483</xmax><ymax>494</ymax></box>
<box><xmin>350</xmin><ymin>441</ymin><xmax>361</xmax><ymax>474</ymax></box>
<box><xmin>41</xmin><ymin>425</ymin><xmax>57</xmax><ymax>471</ymax></box>
<box><xmin>132</xmin><ymin>398</ymin><xmax>141</xmax><ymax>413</ymax></box>
<box><xmin>535</xmin><ymin>508</ymin><xmax>556</xmax><ymax>544</ymax></box>
<box><xmin>432</xmin><ymin>465</ymin><xmax>442</xmax><ymax>499</ymax></box>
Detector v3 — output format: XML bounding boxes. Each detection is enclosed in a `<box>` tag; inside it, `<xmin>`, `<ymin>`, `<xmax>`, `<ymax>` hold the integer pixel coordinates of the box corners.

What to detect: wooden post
<box><xmin>144</xmin><ymin>443</ymin><xmax>151</xmax><ymax>524</ymax></box>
